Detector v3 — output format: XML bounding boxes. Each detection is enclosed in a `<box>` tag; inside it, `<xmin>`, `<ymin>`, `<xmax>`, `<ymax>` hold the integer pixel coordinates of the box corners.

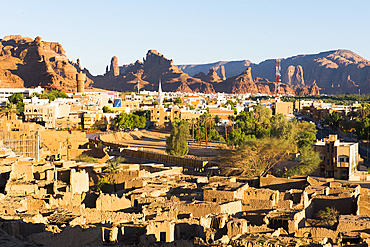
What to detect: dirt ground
<box><xmin>115</xmin><ymin>130</ymin><xmax>225</xmax><ymax>161</ymax></box>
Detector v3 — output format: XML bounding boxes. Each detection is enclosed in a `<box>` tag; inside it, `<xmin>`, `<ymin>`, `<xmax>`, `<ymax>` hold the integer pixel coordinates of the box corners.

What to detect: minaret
<box><xmin>76</xmin><ymin>71</ymin><xmax>86</xmax><ymax>93</ymax></box>
<box><xmin>158</xmin><ymin>78</ymin><xmax>163</xmax><ymax>106</ymax></box>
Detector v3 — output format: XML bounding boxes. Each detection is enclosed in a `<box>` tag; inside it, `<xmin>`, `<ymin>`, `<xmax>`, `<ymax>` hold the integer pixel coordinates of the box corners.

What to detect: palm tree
<box><xmin>358</xmin><ymin>105</ymin><xmax>369</xmax><ymax>120</ymax></box>
<box><xmin>104</xmin><ymin>157</ymin><xmax>125</xmax><ymax>192</ymax></box>
<box><xmin>347</xmin><ymin>106</ymin><xmax>358</xmax><ymax>120</ymax></box>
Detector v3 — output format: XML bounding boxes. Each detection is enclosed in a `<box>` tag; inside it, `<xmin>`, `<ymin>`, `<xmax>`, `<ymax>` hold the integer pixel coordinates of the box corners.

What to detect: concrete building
<box><xmin>312</xmin><ymin>134</ymin><xmax>359</xmax><ymax>179</ymax></box>
<box><xmin>0</xmin><ymin>86</ymin><xmax>44</xmax><ymax>104</ymax></box>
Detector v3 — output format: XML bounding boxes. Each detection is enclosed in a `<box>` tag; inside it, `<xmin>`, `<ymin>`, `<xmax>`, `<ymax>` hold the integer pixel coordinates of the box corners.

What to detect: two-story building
<box><xmin>312</xmin><ymin>135</ymin><xmax>358</xmax><ymax>179</ymax></box>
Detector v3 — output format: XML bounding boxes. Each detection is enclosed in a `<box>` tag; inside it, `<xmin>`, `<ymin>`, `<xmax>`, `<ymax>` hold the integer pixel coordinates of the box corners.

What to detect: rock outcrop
<box><xmin>282</xmin><ymin>65</ymin><xmax>305</xmax><ymax>87</ymax></box>
<box><xmin>214</xmin><ymin>67</ymin><xmax>296</xmax><ymax>95</ymax></box>
<box><xmin>109</xmin><ymin>56</ymin><xmax>119</xmax><ymax>77</ymax></box>
<box><xmin>90</xmin><ymin>50</ymin><xmax>216</xmax><ymax>93</ymax></box>
<box><xmin>0</xmin><ymin>35</ymin><xmax>93</xmax><ymax>92</ymax></box>
<box><xmin>194</xmin><ymin>68</ymin><xmax>222</xmax><ymax>83</ymax></box>
<box><xmin>178</xmin><ymin>49</ymin><xmax>370</xmax><ymax>94</ymax></box>
<box><xmin>220</xmin><ymin>65</ymin><xmax>226</xmax><ymax>81</ymax></box>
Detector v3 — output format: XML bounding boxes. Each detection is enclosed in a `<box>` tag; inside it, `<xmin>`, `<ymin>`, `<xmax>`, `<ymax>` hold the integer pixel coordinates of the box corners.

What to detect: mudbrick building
<box><xmin>0</xmin><ymin>135</ymin><xmax>370</xmax><ymax>247</ymax></box>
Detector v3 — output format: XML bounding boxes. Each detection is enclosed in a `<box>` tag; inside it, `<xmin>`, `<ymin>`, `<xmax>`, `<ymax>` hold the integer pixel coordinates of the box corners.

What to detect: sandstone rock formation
<box><xmin>194</xmin><ymin>68</ymin><xmax>222</xmax><ymax>83</ymax></box>
<box><xmin>0</xmin><ymin>69</ymin><xmax>24</xmax><ymax>88</ymax></box>
<box><xmin>0</xmin><ymin>35</ymin><xmax>93</xmax><ymax>92</ymax></box>
<box><xmin>282</xmin><ymin>65</ymin><xmax>305</xmax><ymax>87</ymax></box>
<box><xmin>214</xmin><ymin>67</ymin><xmax>296</xmax><ymax>95</ymax></box>
<box><xmin>90</xmin><ymin>50</ymin><xmax>216</xmax><ymax>93</ymax></box>
<box><xmin>109</xmin><ymin>56</ymin><xmax>119</xmax><ymax>77</ymax></box>
<box><xmin>178</xmin><ymin>60</ymin><xmax>253</xmax><ymax>80</ymax></box>
<box><xmin>220</xmin><ymin>65</ymin><xmax>226</xmax><ymax>81</ymax></box>
<box><xmin>178</xmin><ymin>49</ymin><xmax>370</xmax><ymax>94</ymax></box>
<box><xmin>295</xmin><ymin>81</ymin><xmax>321</xmax><ymax>95</ymax></box>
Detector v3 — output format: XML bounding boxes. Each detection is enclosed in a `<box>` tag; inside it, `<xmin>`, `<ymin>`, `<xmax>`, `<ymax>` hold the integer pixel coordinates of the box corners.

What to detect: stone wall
<box><xmin>95</xmin><ymin>193</ymin><xmax>131</xmax><ymax>211</ymax></box>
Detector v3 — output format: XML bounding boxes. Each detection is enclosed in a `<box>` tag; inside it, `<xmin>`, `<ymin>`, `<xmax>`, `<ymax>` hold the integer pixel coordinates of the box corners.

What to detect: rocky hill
<box><xmin>178</xmin><ymin>50</ymin><xmax>370</xmax><ymax>94</ymax></box>
<box><xmin>92</xmin><ymin>50</ymin><xmax>318</xmax><ymax>95</ymax></box>
<box><xmin>2</xmin><ymin>35</ymin><xmax>363</xmax><ymax>95</ymax></box>
<box><xmin>89</xmin><ymin>50</ymin><xmax>216</xmax><ymax>93</ymax></box>
<box><xmin>0</xmin><ymin>35</ymin><xmax>93</xmax><ymax>92</ymax></box>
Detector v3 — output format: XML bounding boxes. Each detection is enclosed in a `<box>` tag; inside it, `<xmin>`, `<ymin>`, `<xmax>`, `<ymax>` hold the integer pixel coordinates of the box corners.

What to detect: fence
<box><xmin>122</xmin><ymin>148</ymin><xmax>209</xmax><ymax>168</ymax></box>
<box><xmin>0</xmin><ymin>132</ymin><xmax>39</xmax><ymax>159</ymax></box>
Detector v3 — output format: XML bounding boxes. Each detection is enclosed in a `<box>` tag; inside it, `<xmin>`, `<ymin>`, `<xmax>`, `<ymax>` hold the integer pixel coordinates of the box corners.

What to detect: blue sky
<box><xmin>1</xmin><ymin>0</ymin><xmax>369</xmax><ymax>75</ymax></box>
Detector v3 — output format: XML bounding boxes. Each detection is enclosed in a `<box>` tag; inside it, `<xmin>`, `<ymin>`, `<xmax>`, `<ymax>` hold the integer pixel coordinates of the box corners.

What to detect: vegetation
<box><xmin>317</xmin><ymin>207</ymin><xmax>339</xmax><ymax>226</ymax></box>
<box><xmin>104</xmin><ymin>156</ymin><xmax>127</xmax><ymax>191</ymax></box>
<box><xmin>192</xmin><ymin>113</ymin><xmax>225</xmax><ymax>142</ymax></box>
<box><xmin>281</xmin><ymin>94</ymin><xmax>370</xmax><ymax>106</ymax></box>
<box><xmin>220</xmin><ymin>104</ymin><xmax>321</xmax><ymax>177</ymax></box>
<box><xmin>6</xmin><ymin>93</ymin><xmax>25</xmax><ymax>115</ymax></box>
<box><xmin>31</xmin><ymin>90</ymin><xmax>69</xmax><ymax>102</ymax></box>
<box><xmin>284</xmin><ymin>146</ymin><xmax>322</xmax><ymax>177</ymax></box>
<box><xmin>355</xmin><ymin>118</ymin><xmax>370</xmax><ymax>140</ymax></box>
<box><xmin>102</xmin><ymin>106</ymin><xmax>115</xmax><ymax>113</ymax></box>
<box><xmin>222</xmin><ymin>100</ymin><xmax>237</xmax><ymax>114</ymax></box>
<box><xmin>174</xmin><ymin>97</ymin><xmax>182</xmax><ymax>104</ymax></box>
<box><xmin>166</xmin><ymin>119</ymin><xmax>189</xmax><ymax>156</ymax></box>
<box><xmin>74</xmin><ymin>154</ymin><xmax>99</xmax><ymax>163</ymax></box>
<box><xmin>113</xmin><ymin>112</ymin><xmax>146</xmax><ymax>129</ymax></box>
<box><xmin>220</xmin><ymin>138</ymin><xmax>292</xmax><ymax>177</ymax></box>
<box><xmin>133</xmin><ymin>110</ymin><xmax>151</xmax><ymax>120</ymax></box>
<box><xmin>325</xmin><ymin>111</ymin><xmax>341</xmax><ymax>129</ymax></box>
<box><xmin>94</xmin><ymin>178</ymin><xmax>110</xmax><ymax>193</ymax></box>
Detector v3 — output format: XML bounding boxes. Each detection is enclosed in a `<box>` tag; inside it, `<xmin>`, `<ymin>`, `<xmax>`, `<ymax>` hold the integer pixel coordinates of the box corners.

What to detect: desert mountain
<box><xmin>0</xmin><ymin>35</ymin><xmax>93</xmax><ymax>92</ymax></box>
<box><xmin>93</xmin><ymin>50</ymin><xmax>317</xmax><ymax>95</ymax></box>
<box><xmin>178</xmin><ymin>50</ymin><xmax>370</xmax><ymax>94</ymax></box>
<box><xmin>2</xmin><ymin>35</ymin><xmax>362</xmax><ymax>95</ymax></box>
<box><xmin>89</xmin><ymin>50</ymin><xmax>216</xmax><ymax>93</ymax></box>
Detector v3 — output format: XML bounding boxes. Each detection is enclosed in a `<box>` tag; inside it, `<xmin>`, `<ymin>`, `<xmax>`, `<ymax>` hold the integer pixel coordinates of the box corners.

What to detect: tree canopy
<box><xmin>113</xmin><ymin>112</ymin><xmax>146</xmax><ymax>129</ymax></box>
<box><xmin>220</xmin><ymin>106</ymin><xmax>320</xmax><ymax>177</ymax></box>
<box><xmin>166</xmin><ymin>119</ymin><xmax>189</xmax><ymax>156</ymax></box>
<box><xmin>220</xmin><ymin>138</ymin><xmax>293</xmax><ymax>177</ymax></box>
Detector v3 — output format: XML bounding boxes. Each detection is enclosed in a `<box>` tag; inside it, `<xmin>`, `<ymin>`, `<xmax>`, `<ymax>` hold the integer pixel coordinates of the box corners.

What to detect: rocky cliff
<box><xmin>90</xmin><ymin>50</ymin><xmax>216</xmax><ymax>93</ymax></box>
<box><xmin>78</xmin><ymin>49</ymin><xmax>318</xmax><ymax>95</ymax></box>
<box><xmin>178</xmin><ymin>49</ymin><xmax>370</xmax><ymax>94</ymax></box>
<box><xmin>0</xmin><ymin>35</ymin><xmax>93</xmax><ymax>92</ymax></box>
<box><xmin>214</xmin><ymin>67</ymin><xmax>308</xmax><ymax>95</ymax></box>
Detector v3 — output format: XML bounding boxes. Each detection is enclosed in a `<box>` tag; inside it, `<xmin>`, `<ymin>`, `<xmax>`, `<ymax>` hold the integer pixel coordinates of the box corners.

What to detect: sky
<box><xmin>1</xmin><ymin>0</ymin><xmax>369</xmax><ymax>76</ymax></box>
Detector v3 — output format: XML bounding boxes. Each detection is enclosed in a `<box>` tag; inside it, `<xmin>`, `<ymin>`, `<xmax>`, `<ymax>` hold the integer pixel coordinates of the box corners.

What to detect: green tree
<box><xmin>317</xmin><ymin>207</ymin><xmax>339</xmax><ymax>226</ymax></box>
<box><xmin>113</xmin><ymin>112</ymin><xmax>146</xmax><ymax>129</ymax></box>
<box><xmin>8</xmin><ymin>93</ymin><xmax>24</xmax><ymax>104</ymax></box>
<box><xmin>102</xmin><ymin>106</ymin><xmax>114</xmax><ymax>113</ymax></box>
<box><xmin>174</xmin><ymin>97</ymin><xmax>182</xmax><ymax>104</ymax></box>
<box><xmin>355</xmin><ymin>118</ymin><xmax>370</xmax><ymax>140</ymax></box>
<box><xmin>254</xmin><ymin>104</ymin><xmax>272</xmax><ymax>125</ymax></box>
<box><xmin>74</xmin><ymin>154</ymin><xmax>99</xmax><ymax>163</ymax></box>
<box><xmin>214</xmin><ymin>115</ymin><xmax>222</xmax><ymax>125</ymax></box>
<box><xmin>133</xmin><ymin>110</ymin><xmax>151</xmax><ymax>120</ymax></box>
<box><xmin>95</xmin><ymin>178</ymin><xmax>110</xmax><ymax>193</ymax></box>
<box><xmin>285</xmin><ymin>146</ymin><xmax>321</xmax><ymax>177</ymax></box>
<box><xmin>166</xmin><ymin>120</ymin><xmax>189</xmax><ymax>156</ymax></box>
<box><xmin>104</xmin><ymin>156</ymin><xmax>126</xmax><ymax>191</ymax></box>
<box><xmin>220</xmin><ymin>138</ymin><xmax>292</xmax><ymax>177</ymax></box>
<box><xmin>358</xmin><ymin>105</ymin><xmax>370</xmax><ymax>120</ymax></box>
<box><xmin>227</xmin><ymin>128</ymin><xmax>255</xmax><ymax>148</ymax></box>
<box><xmin>325</xmin><ymin>111</ymin><xmax>341</xmax><ymax>129</ymax></box>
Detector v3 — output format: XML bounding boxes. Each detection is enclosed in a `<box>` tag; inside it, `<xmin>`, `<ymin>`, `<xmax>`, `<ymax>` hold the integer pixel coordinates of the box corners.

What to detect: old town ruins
<box><xmin>0</xmin><ymin>117</ymin><xmax>369</xmax><ymax>247</ymax></box>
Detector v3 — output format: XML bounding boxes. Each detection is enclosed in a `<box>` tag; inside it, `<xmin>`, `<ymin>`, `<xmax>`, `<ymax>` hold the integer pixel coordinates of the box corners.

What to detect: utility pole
<box><xmin>275</xmin><ymin>59</ymin><xmax>281</xmax><ymax>98</ymax></box>
<box><xmin>205</xmin><ymin>118</ymin><xmax>208</xmax><ymax>148</ymax></box>
<box><xmin>198</xmin><ymin>119</ymin><xmax>201</xmax><ymax>146</ymax></box>
<box><xmin>225</xmin><ymin>122</ymin><xmax>228</xmax><ymax>140</ymax></box>
<box><xmin>192</xmin><ymin>119</ymin><xmax>194</xmax><ymax>144</ymax></box>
